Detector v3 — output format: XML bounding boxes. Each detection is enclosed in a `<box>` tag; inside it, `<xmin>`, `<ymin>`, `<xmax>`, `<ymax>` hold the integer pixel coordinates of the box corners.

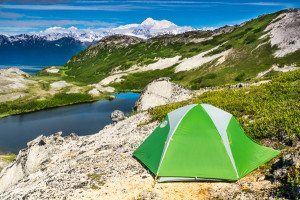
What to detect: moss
<box><xmin>88</xmin><ymin>173</ymin><xmax>105</xmax><ymax>189</ymax></box>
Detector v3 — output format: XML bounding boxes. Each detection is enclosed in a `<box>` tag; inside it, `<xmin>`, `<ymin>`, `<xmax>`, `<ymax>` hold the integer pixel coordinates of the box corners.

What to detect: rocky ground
<box><xmin>0</xmin><ymin>111</ymin><xmax>298</xmax><ymax>199</ymax></box>
<box><xmin>0</xmin><ymin>79</ymin><xmax>299</xmax><ymax>199</ymax></box>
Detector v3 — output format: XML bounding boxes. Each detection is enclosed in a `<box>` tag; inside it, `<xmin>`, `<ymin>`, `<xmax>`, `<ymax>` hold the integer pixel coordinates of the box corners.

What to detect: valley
<box><xmin>0</xmin><ymin>9</ymin><xmax>299</xmax><ymax>118</ymax></box>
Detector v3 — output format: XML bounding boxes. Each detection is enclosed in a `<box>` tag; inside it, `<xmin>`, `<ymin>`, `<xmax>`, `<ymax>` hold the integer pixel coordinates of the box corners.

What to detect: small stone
<box><xmin>142</xmin><ymin>175</ymin><xmax>147</xmax><ymax>179</ymax></box>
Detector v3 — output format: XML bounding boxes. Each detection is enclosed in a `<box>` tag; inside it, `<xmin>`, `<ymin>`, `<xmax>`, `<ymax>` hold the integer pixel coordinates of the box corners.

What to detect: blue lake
<box><xmin>0</xmin><ymin>92</ymin><xmax>140</xmax><ymax>153</ymax></box>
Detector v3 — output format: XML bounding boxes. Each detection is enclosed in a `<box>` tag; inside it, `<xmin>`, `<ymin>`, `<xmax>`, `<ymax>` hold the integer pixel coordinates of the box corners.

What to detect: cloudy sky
<box><xmin>0</xmin><ymin>0</ymin><xmax>299</xmax><ymax>35</ymax></box>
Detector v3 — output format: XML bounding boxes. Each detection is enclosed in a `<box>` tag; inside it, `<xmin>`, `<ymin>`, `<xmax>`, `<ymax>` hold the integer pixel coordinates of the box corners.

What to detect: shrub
<box><xmin>234</xmin><ymin>72</ymin><xmax>246</xmax><ymax>81</ymax></box>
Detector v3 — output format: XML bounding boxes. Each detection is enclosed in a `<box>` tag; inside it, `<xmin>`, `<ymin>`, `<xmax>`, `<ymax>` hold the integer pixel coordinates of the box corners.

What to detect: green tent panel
<box><xmin>133</xmin><ymin>104</ymin><xmax>280</xmax><ymax>182</ymax></box>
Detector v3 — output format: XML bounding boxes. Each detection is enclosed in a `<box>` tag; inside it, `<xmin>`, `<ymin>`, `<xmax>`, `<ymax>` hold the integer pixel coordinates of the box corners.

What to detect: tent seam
<box><xmin>156</xmin><ymin>104</ymin><xmax>197</xmax><ymax>176</ymax></box>
<box><xmin>201</xmin><ymin>104</ymin><xmax>239</xmax><ymax>179</ymax></box>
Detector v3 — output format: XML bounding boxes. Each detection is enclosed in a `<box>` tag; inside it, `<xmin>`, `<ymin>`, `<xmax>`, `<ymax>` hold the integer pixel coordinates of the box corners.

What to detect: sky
<box><xmin>0</xmin><ymin>0</ymin><xmax>299</xmax><ymax>35</ymax></box>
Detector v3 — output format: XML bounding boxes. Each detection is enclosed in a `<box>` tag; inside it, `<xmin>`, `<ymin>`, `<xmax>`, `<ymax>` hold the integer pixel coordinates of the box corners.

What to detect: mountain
<box><xmin>0</xmin><ymin>18</ymin><xmax>192</xmax><ymax>67</ymax></box>
<box><xmin>2</xmin><ymin>18</ymin><xmax>192</xmax><ymax>43</ymax></box>
<box><xmin>62</xmin><ymin>9</ymin><xmax>300</xmax><ymax>90</ymax></box>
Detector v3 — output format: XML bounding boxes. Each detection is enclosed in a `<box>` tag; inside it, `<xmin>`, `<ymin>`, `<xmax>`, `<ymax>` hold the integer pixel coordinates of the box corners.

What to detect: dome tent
<box><xmin>133</xmin><ymin>104</ymin><xmax>280</xmax><ymax>182</ymax></box>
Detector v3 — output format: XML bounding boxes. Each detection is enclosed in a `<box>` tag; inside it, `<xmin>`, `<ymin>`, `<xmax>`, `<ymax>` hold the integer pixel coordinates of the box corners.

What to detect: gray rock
<box><xmin>111</xmin><ymin>110</ymin><xmax>126</xmax><ymax>122</ymax></box>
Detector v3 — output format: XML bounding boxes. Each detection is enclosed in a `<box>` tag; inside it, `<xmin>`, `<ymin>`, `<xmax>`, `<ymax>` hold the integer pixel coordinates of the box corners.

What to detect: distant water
<box><xmin>0</xmin><ymin>65</ymin><xmax>44</xmax><ymax>74</ymax></box>
<box><xmin>0</xmin><ymin>92</ymin><xmax>140</xmax><ymax>153</ymax></box>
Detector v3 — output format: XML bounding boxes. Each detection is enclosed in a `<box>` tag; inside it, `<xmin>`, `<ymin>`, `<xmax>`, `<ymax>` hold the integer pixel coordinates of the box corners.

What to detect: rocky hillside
<box><xmin>58</xmin><ymin>9</ymin><xmax>299</xmax><ymax>90</ymax></box>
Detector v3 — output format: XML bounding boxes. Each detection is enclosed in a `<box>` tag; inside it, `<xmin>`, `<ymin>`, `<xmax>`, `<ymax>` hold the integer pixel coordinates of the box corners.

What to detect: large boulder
<box><xmin>135</xmin><ymin>78</ymin><xmax>193</xmax><ymax>111</ymax></box>
<box><xmin>0</xmin><ymin>132</ymin><xmax>64</xmax><ymax>193</ymax></box>
<box><xmin>111</xmin><ymin>110</ymin><xmax>126</xmax><ymax>122</ymax></box>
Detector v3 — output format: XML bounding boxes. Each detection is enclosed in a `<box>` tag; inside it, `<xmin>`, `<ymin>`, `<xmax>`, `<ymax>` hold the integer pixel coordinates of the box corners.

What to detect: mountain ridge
<box><xmin>1</xmin><ymin>18</ymin><xmax>193</xmax><ymax>43</ymax></box>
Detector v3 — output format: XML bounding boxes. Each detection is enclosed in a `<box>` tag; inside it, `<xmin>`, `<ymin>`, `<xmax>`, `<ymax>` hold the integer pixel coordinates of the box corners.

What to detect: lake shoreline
<box><xmin>0</xmin><ymin>92</ymin><xmax>140</xmax><ymax>153</ymax></box>
<box><xmin>0</xmin><ymin>96</ymin><xmax>107</xmax><ymax>119</ymax></box>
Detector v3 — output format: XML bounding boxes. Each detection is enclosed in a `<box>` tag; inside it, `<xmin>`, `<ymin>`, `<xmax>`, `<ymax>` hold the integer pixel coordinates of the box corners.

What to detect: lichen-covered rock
<box><xmin>135</xmin><ymin>77</ymin><xmax>193</xmax><ymax>111</ymax></box>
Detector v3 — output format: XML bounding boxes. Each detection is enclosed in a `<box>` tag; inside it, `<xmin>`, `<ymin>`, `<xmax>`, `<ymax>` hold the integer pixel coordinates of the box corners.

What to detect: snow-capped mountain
<box><xmin>3</xmin><ymin>18</ymin><xmax>193</xmax><ymax>43</ymax></box>
<box><xmin>0</xmin><ymin>18</ymin><xmax>193</xmax><ymax>68</ymax></box>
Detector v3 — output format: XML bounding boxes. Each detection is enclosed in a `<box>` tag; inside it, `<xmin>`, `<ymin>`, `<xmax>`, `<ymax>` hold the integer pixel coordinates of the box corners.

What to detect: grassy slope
<box><xmin>150</xmin><ymin>70</ymin><xmax>300</xmax><ymax>142</ymax></box>
<box><xmin>63</xmin><ymin>37</ymin><xmax>217</xmax><ymax>84</ymax></box>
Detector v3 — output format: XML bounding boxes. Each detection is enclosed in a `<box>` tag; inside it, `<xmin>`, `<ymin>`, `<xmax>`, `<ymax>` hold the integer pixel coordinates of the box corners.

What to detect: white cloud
<box><xmin>0</xmin><ymin>19</ymin><xmax>118</xmax><ymax>33</ymax></box>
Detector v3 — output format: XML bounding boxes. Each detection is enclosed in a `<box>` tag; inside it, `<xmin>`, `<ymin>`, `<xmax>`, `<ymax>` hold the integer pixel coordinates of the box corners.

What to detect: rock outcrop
<box><xmin>50</xmin><ymin>81</ymin><xmax>71</xmax><ymax>91</ymax></box>
<box><xmin>0</xmin><ymin>68</ymin><xmax>36</xmax><ymax>102</ymax></box>
<box><xmin>265</xmin><ymin>9</ymin><xmax>300</xmax><ymax>57</ymax></box>
<box><xmin>135</xmin><ymin>78</ymin><xmax>193</xmax><ymax>111</ymax></box>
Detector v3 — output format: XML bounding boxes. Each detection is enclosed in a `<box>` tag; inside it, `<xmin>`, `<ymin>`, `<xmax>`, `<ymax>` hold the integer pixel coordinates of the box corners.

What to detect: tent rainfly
<box><xmin>133</xmin><ymin>104</ymin><xmax>280</xmax><ymax>182</ymax></box>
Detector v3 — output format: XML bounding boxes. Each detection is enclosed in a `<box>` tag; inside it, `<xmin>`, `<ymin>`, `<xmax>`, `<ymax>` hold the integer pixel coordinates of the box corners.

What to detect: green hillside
<box><xmin>58</xmin><ymin>9</ymin><xmax>299</xmax><ymax>91</ymax></box>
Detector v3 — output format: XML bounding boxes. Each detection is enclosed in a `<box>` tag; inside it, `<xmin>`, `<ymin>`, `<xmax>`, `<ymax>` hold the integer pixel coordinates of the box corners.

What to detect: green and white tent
<box><xmin>133</xmin><ymin>104</ymin><xmax>280</xmax><ymax>182</ymax></box>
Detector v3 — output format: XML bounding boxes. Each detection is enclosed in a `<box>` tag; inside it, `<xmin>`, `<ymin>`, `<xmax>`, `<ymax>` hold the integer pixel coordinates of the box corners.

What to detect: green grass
<box><xmin>0</xmin><ymin>93</ymin><xmax>102</xmax><ymax>118</ymax></box>
<box><xmin>149</xmin><ymin>70</ymin><xmax>300</xmax><ymax>142</ymax></box>
<box><xmin>0</xmin><ymin>153</ymin><xmax>17</xmax><ymax>162</ymax></box>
